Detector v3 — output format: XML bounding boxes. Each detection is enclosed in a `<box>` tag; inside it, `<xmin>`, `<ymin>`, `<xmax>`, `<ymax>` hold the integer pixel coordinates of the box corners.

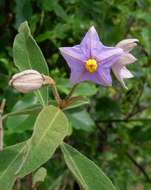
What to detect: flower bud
<box><xmin>9</xmin><ymin>70</ymin><xmax>44</xmax><ymax>93</ymax></box>
<box><xmin>116</xmin><ymin>39</ymin><xmax>139</xmax><ymax>52</ymax></box>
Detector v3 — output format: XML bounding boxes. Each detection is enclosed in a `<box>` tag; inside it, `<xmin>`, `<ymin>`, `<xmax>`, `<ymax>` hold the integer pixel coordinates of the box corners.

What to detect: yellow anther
<box><xmin>85</xmin><ymin>59</ymin><xmax>98</xmax><ymax>73</ymax></box>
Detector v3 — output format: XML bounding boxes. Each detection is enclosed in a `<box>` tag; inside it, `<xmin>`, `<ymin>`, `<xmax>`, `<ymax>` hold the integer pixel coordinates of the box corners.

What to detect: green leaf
<box><xmin>17</xmin><ymin>105</ymin><xmax>69</xmax><ymax>177</ymax></box>
<box><xmin>73</xmin><ymin>83</ymin><xmax>98</xmax><ymax>96</ymax></box>
<box><xmin>144</xmin><ymin>183</ymin><xmax>151</xmax><ymax>190</ymax></box>
<box><xmin>0</xmin><ymin>142</ymin><xmax>27</xmax><ymax>190</ymax></box>
<box><xmin>133</xmin><ymin>10</ymin><xmax>151</xmax><ymax>25</ymax></box>
<box><xmin>33</xmin><ymin>167</ymin><xmax>47</xmax><ymax>187</ymax></box>
<box><xmin>13</xmin><ymin>21</ymin><xmax>49</xmax><ymax>106</ymax></box>
<box><xmin>0</xmin><ymin>106</ymin><xmax>69</xmax><ymax>189</ymax></box>
<box><xmin>61</xmin><ymin>143</ymin><xmax>116</xmax><ymax>190</ymax></box>
<box><xmin>141</xmin><ymin>28</ymin><xmax>151</xmax><ymax>55</ymax></box>
<box><xmin>47</xmin><ymin>171</ymin><xmax>67</xmax><ymax>190</ymax></box>
<box><xmin>37</xmin><ymin>0</ymin><xmax>68</xmax><ymax>20</ymax></box>
<box><xmin>66</xmin><ymin>109</ymin><xmax>95</xmax><ymax>132</ymax></box>
<box><xmin>95</xmin><ymin>97</ymin><xmax>121</xmax><ymax>120</ymax></box>
<box><xmin>53</xmin><ymin>3</ymin><xmax>68</xmax><ymax>21</ymax></box>
<box><xmin>56</xmin><ymin>79</ymin><xmax>98</xmax><ymax>97</ymax></box>
<box><xmin>6</xmin><ymin>94</ymin><xmax>40</xmax><ymax>134</ymax></box>
<box><xmin>15</xmin><ymin>0</ymin><xmax>32</xmax><ymax>28</ymax></box>
<box><xmin>6</xmin><ymin>114</ymin><xmax>37</xmax><ymax>134</ymax></box>
<box><xmin>63</xmin><ymin>99</ymin><xmax>89</xmax><ymax>110</ymax></box>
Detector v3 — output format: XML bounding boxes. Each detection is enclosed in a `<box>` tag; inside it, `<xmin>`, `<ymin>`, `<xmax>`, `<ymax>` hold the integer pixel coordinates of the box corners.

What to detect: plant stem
<box><xmin>43</xmin><ymin>75</ymin><xmax>62</xmax><ymax>107</ymax></box>
<box><xmin>43</xmin><ymin>76</ymin><xmax>81</xmax><ymax>109</ymax></box>
<box><xmin>96</xmin><ymin>118</ymin><xmax>151</xmax><ymax>123</ymax></box>
<box><xmin>65</xmin><ymin>84</ymin><xmax>78</xmax><ymax>100</ymax></box>
<box><xmin>0</xmin><ymin>117</ymin><xmax>3</xmax><ymax>151</ymax></box>
<box><xmin>79</xmin><ymin>184</ymin><xmax>84</xmax><ymax>190</ymax></box>
<box><xmin>51</xmin><ymin>83</ymin><xmax>62</xmax><ymax>106</ymax></box>
<box><xmin>126</xmin><ymin>152</ymin><xmax>151</xmax><ymax>182</ymax></box>
<box><xmin>15</xmin><ymin>178</ymin><xmax>21</xmax><ymax>190</ymax></box>
<box><xmin>0</xmin><ymin>99</ymin><xmax>6</xmax><ymax>151</ymax></box>
<box><xmin>27</xmin><ymin>173</ymin><xmax>33</xmax><ymax>190</ymax></box>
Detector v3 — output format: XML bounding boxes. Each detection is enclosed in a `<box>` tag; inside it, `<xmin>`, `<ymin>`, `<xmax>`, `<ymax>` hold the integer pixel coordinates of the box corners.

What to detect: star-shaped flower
<box><xmin>112</xmin><ymin>39</ymin><xmax>138</xmax><ymax>88</ymax></box>
<box><xmin>59</xmin><ymin>26</ymin><xmax>124</xmax><ymax>86</ymax></box>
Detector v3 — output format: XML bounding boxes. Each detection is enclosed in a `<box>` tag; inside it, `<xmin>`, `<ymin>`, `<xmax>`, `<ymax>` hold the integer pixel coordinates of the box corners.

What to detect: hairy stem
<box><xmin>51</xmin><ymin>83</ymin><xmax>62</xmax><ymax>106</ymax></box>
<box><xmin>43</xmin><ymin>75</ymin><xmax>62</xmax><ymax>107</ymax></box>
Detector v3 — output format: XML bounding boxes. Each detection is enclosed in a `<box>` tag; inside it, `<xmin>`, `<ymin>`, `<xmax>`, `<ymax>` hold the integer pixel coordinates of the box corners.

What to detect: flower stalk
<box><xmin>43</xmin><ymin>75</ymin><xmax>63</xmax><ymax>107</ymax></box>
<box><xmin>9</xmin><ymin>70</ymin><xmax>84</xmax><ymax>109</ymax></box>
<box><xmin>43</xmin><ymin>76</ymin><xmax>82</xmax><ymax>109</ymax></box>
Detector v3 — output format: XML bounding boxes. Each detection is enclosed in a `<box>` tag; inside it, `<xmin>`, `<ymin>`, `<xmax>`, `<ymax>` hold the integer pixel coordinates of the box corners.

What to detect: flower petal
<box><xmin>116</xmin><ymin>39</ymin><xmax>139</xmax><ymax>52</ymax></box>
<box><xmin>115</xmin><ymin>53</ymin><xmax>137</xmax><ymax>65</ymax></box>
<box><xmin>96</xmin><ymin>47</ymin><xmax>123</xmax><ymax>68</ymax></box>
<box><xmin>98</xmin><ymin>67</ymin><xmax>112</xmax><ymax>86</ymax></box>
<box><xmin>59</xmin><ymin>45</ymin><xmax>86</xmax><ymax>66</ymax></box>
<box><xmin>70</xmin><ymin>65</ymin><xmax>112</xmax><ymax>86</ymax></box>
<box><xmin>80</xmin><ymin>26</ymin><xmax>104</xmax><ymax>58</ymax></box>
<box><xmin>70</xmin><ymin>69</ymin><xmax>85</xmax><ymax>84</ymax></box>
<box><xmin>112</xmin><ymin>63</ymin><xmax>133</xmax><ymax>88</ymax></box>
<box><xmin>59</xmin><ymin>45</ymin><xmax>86</xmax><ymax>84</ymax></box>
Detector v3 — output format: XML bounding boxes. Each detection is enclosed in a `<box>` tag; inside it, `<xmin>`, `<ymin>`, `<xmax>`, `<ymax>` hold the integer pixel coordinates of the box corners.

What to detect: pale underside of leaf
<box><xmin>0</xmin><ymin>106</ymin><xmax>69</xmax><ymax>190</ymax></box>
<box><xmin>61</xmin><ymin>143</ymin><xmax>116</xmax><ymax>190</ymax></box>
<box><xmin>13</xmin><ymin>21</ymin><xmax>49</xmax><ymax>106</ymax></box>
<box><xmin>17</xmin><ymin>105</ymin><xmax>69</xmax><ymax>177</ymax></box>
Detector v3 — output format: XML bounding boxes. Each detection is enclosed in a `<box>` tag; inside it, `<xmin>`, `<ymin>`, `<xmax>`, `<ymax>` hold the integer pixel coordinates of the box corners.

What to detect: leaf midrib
<box><xmin>33</xmin><ymin>109</ymin><xmax>61</xmax><ymax>148</ymax></box>
<box><xmin>62</xmin><ymin>145</ymin><xmax>89</xmax><ymax>190</ymax></box>
<box><xmin>0</xmin><ymin>144</ymin><xmax>26</xmax><ymax>180</ymax></box>
<box><xmin>18</xmin><ymin>108</ymin><xmax>62</xmax><ymax>174</ymax></box>
<box><xmin>24</xmin><ymin>35</ymin><xmax>46</xmax><ymax>106</ymax></box>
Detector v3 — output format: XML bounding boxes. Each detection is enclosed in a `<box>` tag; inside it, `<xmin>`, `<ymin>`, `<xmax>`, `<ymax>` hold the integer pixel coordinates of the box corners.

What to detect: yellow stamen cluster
<box><xmin>85</xmin><ymin>59</ymin><xmax>98</xmax><ymax>73</ymax></box>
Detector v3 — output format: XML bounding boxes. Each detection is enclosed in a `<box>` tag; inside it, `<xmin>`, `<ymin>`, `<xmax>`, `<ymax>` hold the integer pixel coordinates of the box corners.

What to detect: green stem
<box><xmin>43</xmin><ymin>76</ymin><xmax>81</xmax><ymax>109</ymax></box>
<box><xmin>0</xmin><ymin>99</ymin><xmax>6</xmax><ymax>151</ymax></box>
<box><xmin>65</xmin><ymin>84</ymin><xmax>78</xmax><ymax>100</ymax></box>
<box><xmin>51</xmin><ymin>83</ymin><xmax>62</xmax><ymax>106</ymax></box>
<box><xmin>43</xmin><ymin>75</ymin><xmax>62</xmax><ymax>107</ymax></box>
<box><xmin>0</xmin><ymin>116</ymin><xmax>3</xmax><ymax>151</ymax></box>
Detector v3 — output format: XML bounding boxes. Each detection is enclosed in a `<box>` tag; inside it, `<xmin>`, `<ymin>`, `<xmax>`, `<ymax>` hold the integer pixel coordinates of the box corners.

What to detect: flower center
<box><xmin>85</xmin><ymin>59</ymin><xmax>98</xmax><ymax>73</ymax></box>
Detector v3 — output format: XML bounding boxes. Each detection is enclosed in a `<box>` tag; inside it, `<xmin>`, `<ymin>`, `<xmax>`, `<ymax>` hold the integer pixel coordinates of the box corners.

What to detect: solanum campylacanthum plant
<box><xmin>0</xmin><ymin>22</ymin><xmax>138</xmax><ymax>190</ymax></box>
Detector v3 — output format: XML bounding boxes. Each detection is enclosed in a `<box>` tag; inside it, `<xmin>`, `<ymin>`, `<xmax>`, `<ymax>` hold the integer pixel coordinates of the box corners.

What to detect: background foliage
<box><xmin>0</xmin><ymin>0</ymin><xmax>151</xmax><ymax>189</ymax></box>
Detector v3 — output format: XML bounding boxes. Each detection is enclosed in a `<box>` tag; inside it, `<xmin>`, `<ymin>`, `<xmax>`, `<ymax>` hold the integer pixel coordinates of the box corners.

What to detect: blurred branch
<box><xmin>125</xmin><ymin>105</ymin><xmax>147</xmax><ymax>118</ymax></box>
<box><xmin>124</xmin><ymin>16</ymin><xmax>135</xmax><ymax>38</ymax></box>
<box><xmin>126</xmin><ymin>152</ymin><xmax>151</xmax><ymax>182</ymax></box>
<box><xmin>97</xmin><ymin>118</ymin><xmax>151</xmax><ymax>123</ymax></box>
<box><xmin>125</xmin><ymin>83</ymin><xmax>145</xmax><ymax>120</ymax></box>
<box><xmin>97</xmin><ymin>121</ymin><xmax>151</xmax><ymax>182</ymax></box>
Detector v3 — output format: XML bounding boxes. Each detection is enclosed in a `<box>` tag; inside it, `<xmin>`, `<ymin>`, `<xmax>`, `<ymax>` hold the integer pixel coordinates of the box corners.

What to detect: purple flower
<box><xmin>112</xmin><ymin>39</ymin><xmax>138</xmax><ymax>88</ymax></box>
<box><xmin>59</xmin><ymin>26</ymin><xmax>123</xmax><ymax>86</ymax></box>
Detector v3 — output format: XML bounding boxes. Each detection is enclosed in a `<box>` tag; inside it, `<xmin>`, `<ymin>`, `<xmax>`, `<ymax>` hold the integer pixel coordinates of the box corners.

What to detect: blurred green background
<box><xmin>0</xmin><ymin>0</ymin><xmax>151</xmax><ymax>189</ymax></box>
